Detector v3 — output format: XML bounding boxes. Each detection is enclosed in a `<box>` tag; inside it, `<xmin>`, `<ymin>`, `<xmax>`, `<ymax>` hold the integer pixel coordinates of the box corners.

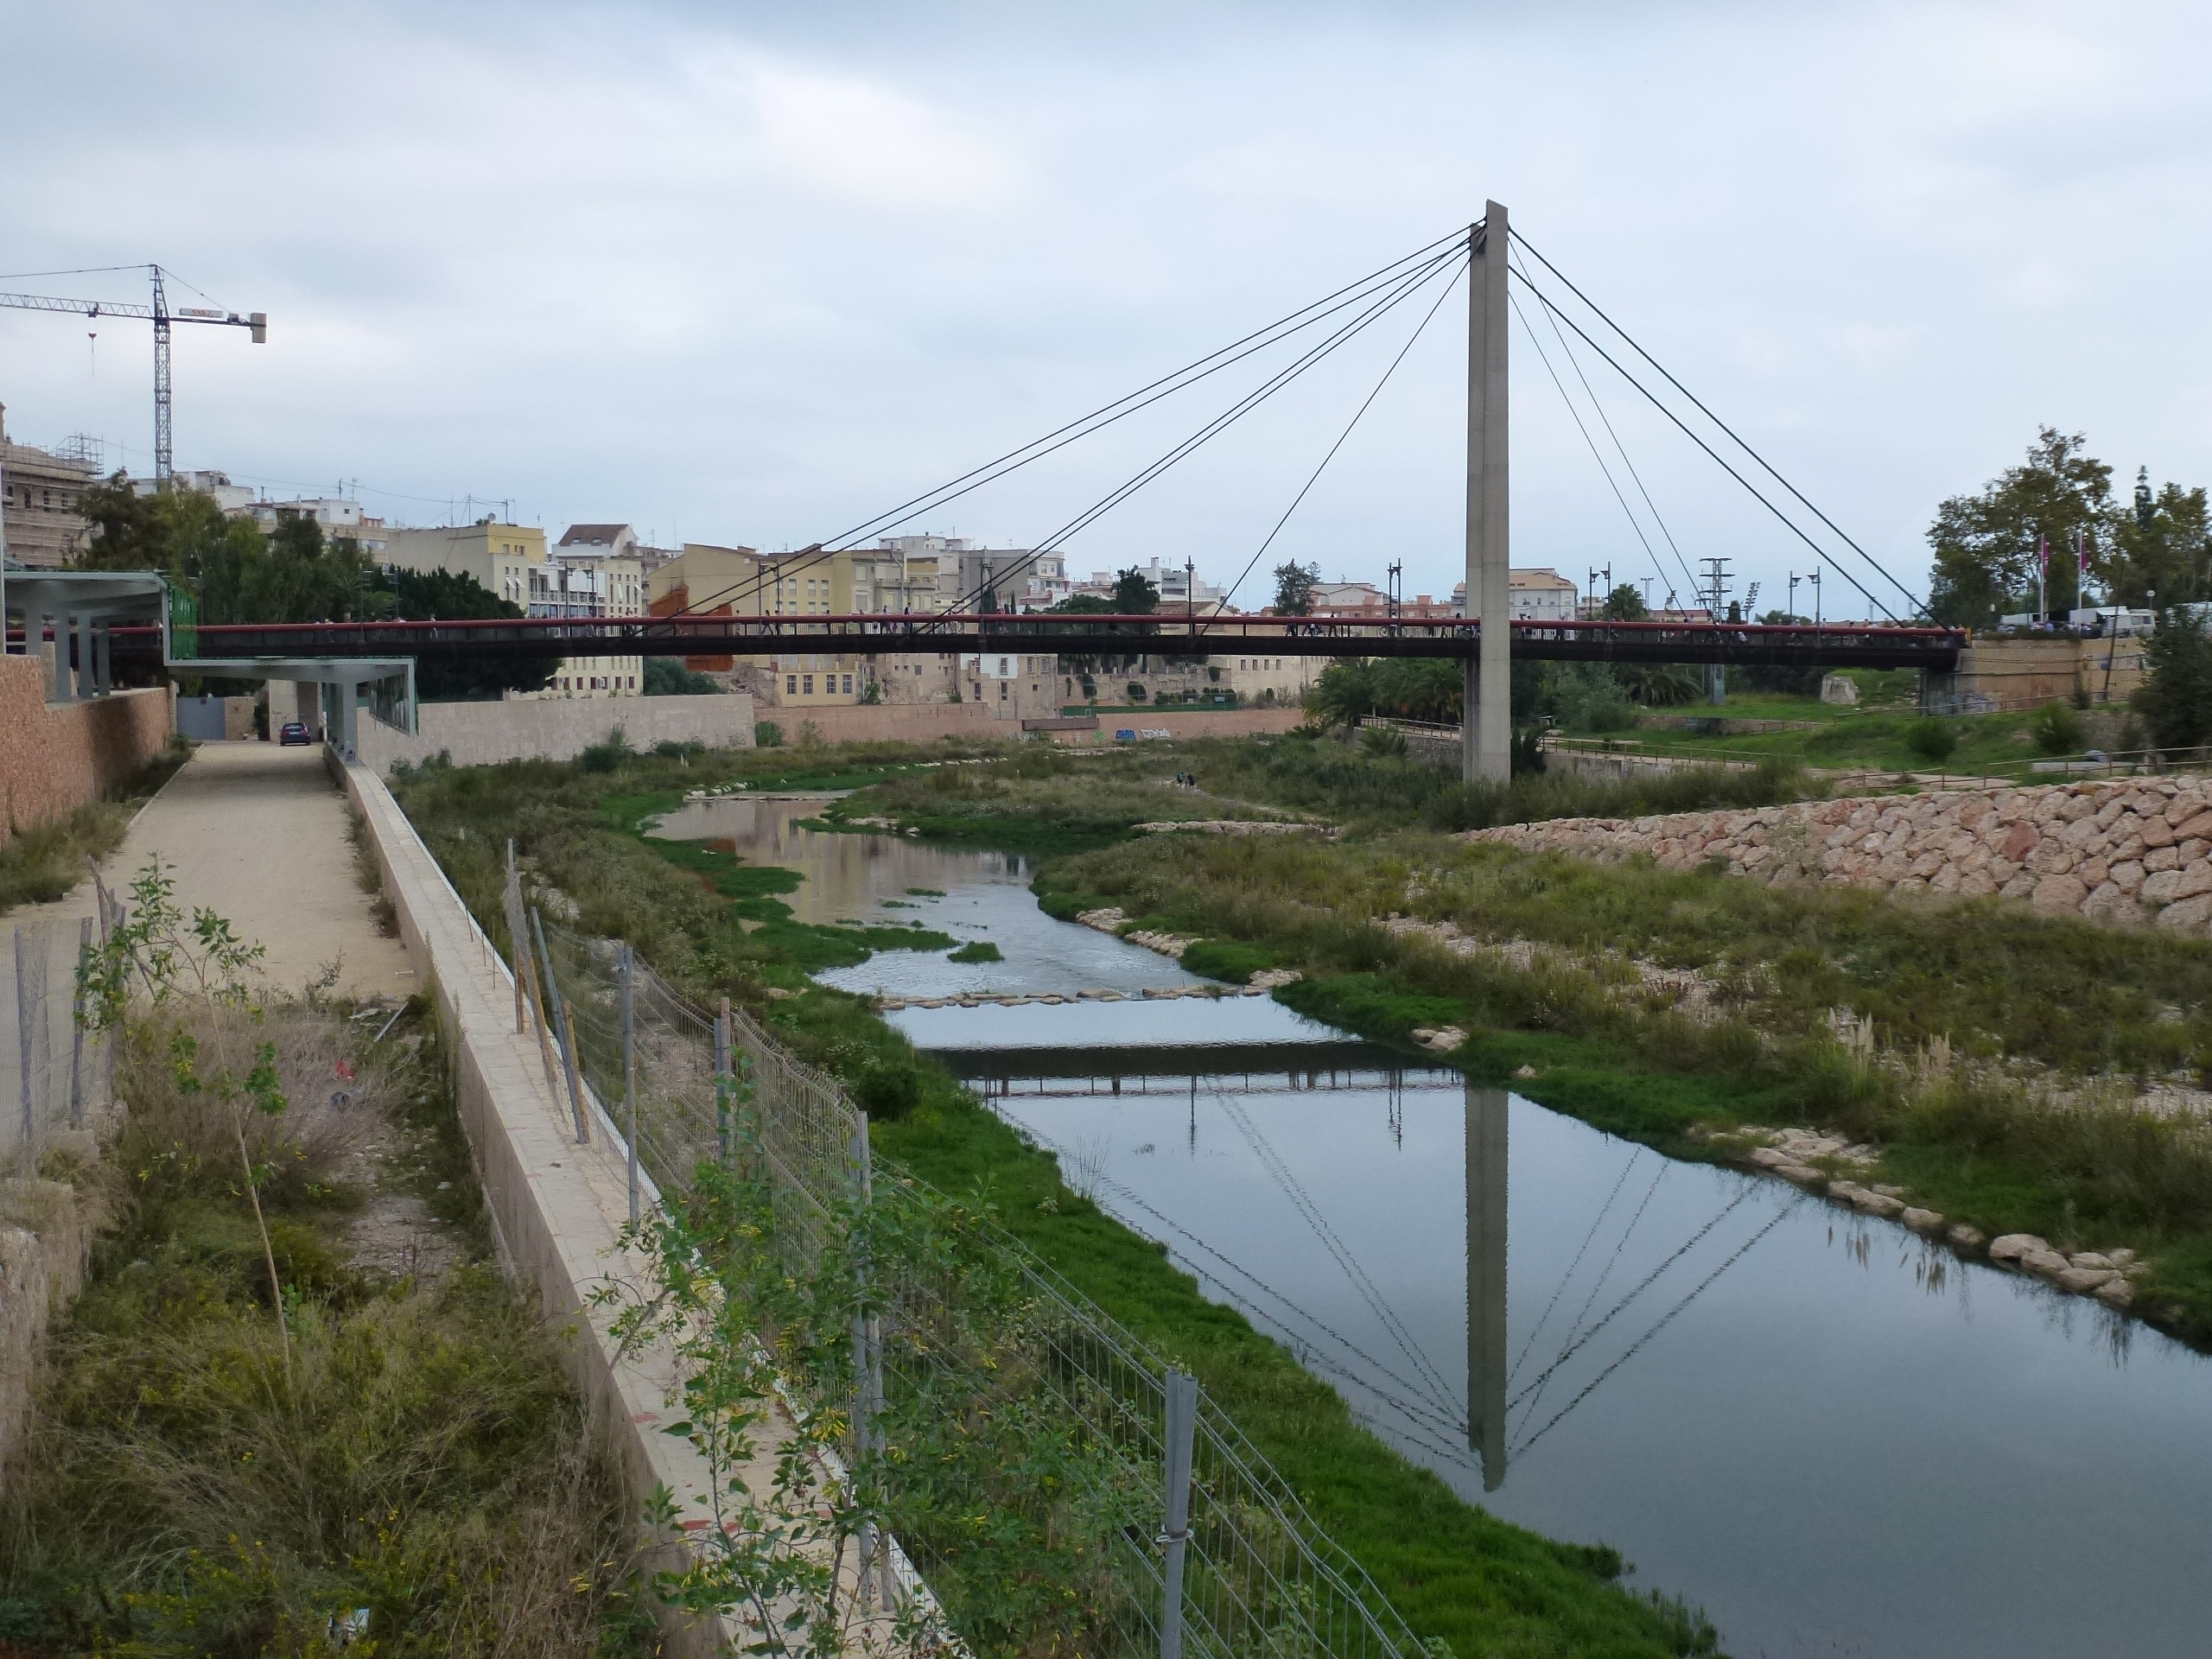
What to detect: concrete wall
<box><xmin>1929</xmin><ymin>636</ymin><xmax>2150</xmax><ymax>714</ymax></box>
<box><xmin>340</xmin><ymin>763</ymin><xmax>733</xmax><ymax>1654</ymax></box>
<box><xmin>0</xmin><ymin>656</ymin><xmax>174</xmax><ymax>843</ymax></box>
<box><xmin>342</xmin><ymin>761</ymin><xmax>918</xmax><ymax>1653</ymax></box>
<box><xmin>760</xmin><ymin>700</ymin><xmax>1311</xmax><ymax>747</ymax></box>
<box><xmin>1469</xmin><ymin>774</ymin><xmax>2212</xmax><ymax>936</ymax></box>
<box><xmin>355</xmin><ymin>690</ymin><xmax>757</xmax><ymax>772</ymax></box>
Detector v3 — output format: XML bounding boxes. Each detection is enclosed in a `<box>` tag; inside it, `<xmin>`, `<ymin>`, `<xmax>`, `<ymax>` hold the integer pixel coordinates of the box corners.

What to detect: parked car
<box><xmin>278</xmin><ymin>721</ymin><xmax>313</xmax><ymax>747</ymax></box>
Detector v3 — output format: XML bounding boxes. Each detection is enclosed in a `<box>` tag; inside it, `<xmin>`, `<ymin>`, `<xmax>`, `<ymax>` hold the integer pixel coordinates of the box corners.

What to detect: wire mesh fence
<box><xmin>5</xmin><ymin>916</ymin><xmax>109</xmax><ymax>1179</ymax></box>
<box><xmin>515</xmin><ymin>896</ymin><xmax>1429</xmax><ymax>1659</ymax></box>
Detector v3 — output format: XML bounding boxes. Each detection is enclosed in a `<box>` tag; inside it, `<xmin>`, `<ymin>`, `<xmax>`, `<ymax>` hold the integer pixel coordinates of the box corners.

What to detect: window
<box><xmin>803</xmin><ymin>675</ymin><xmax>815</xmax><ymax>694</ymax></box>
<box><xmin>786</xmin><ymin>675</ymin><xmax>798</xmax><ymax>694</ymax></box>
<box><xmin>999</xmin><ymin>682</ymin><xmax>1007</xmax><ymax>700</ymax></box>
<box><xmin>842</xmin><ymin>675</ymin><xmax>853</xmax><ymax>694</ymax></box>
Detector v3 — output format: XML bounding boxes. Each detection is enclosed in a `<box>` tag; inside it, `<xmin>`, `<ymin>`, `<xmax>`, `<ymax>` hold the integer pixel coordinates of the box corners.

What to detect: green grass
<box><xmin>390</xmin><ymin>741</ymin><xmax>1726</xmax><ymax>1657</ymax></box>
<box><xmin>0</xmin><ymin>1001</ymin><xmax>652</xmax><ymax>1656</ymax></box>
<box><xmin>877</xmin><ymin>1090</ymin><xmax>1720</xmax><ymax>1659</ymax></box>
<box><xmin>1034</xmin><ymin>829</ymin><xmax>2212</xmax><ymax>1340</ymax></box>
<box><xmin>0</xmin><ymin>736</ymin><xmax>190</xmax><ymax>914</ymax></box>
<box><xmin>946</xmin><ymin>940</ymin><xmax>1003</xmax><ymax>963</ymax></box>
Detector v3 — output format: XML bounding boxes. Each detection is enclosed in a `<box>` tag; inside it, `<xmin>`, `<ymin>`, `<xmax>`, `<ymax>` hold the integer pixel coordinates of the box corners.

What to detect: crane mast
<box><xmin>0</xmin><ymin>265</ymin><xmax>264</xmax><ymax>481</ymax></box>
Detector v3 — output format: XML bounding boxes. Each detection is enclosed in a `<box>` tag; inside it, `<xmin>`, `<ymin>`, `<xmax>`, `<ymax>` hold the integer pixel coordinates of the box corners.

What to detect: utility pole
<box><xmin>1387</xmin><ymin>559</ymin><xmax>1402</xmax><ymax>624</ymax></box>
<box><xmin>1464</xmin><ymin>203</ymin><xmax>1511</xmax><ymax>784</ymax></box>
<box><xmin>1699</xmin><ymin>556</ymin><xmax>1732</xmax><ymax>705</ymax></box>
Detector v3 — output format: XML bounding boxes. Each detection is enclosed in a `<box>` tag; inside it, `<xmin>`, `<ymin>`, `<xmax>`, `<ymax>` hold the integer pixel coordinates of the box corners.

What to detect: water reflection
<box><xmin>1467</xmin><ymin>1085</ymin><xmax>1507</xmax><ymax>1491</ymax></box>
<box><xmin>940</xmin><ymin>1038</ymin><xmax>2212</xmax><ymax>1659</ymax></box>
<box><xmin>682</xmin><ymin>802</ymin><xmax>2212</xmax><ymax>1657</ymax></box>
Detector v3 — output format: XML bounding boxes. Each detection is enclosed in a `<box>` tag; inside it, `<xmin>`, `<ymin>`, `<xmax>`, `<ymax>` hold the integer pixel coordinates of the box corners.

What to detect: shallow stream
<box><xmin>659</xmin><ymin>797</ymin><xmax>2212</xmax><ymax>1659</ymax></box>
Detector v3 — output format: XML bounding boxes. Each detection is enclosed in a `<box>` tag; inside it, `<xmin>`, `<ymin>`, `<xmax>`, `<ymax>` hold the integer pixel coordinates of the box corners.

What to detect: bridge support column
<box><xmin>1464</xmin><ymin>202</ymin><xmax>1512</xmax><ymax>785</ymax></box>
<box><xmin>1466</xmin><ymin>1083</ymin><xmax>1509</xmax><ymax>1491</ymax></box>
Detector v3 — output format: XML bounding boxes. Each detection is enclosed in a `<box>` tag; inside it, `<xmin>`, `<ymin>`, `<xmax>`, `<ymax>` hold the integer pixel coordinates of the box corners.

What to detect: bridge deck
<box><xmin>125</xmin><ymin>613</ymin><xmax>1964</xmax><ymax>671</ymax></box>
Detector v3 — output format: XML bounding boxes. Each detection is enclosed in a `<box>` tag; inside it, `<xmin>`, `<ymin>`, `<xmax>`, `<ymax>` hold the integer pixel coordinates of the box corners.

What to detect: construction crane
<box><xmin>0</xmin><ymin>264</ymin><xmax>265</xmax><ymax>482</ymax></box>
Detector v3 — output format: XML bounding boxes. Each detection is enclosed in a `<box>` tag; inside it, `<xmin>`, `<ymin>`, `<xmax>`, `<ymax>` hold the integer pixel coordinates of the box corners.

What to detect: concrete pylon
<box><xmin>1465</xmin><ymin>1083</ymin><xmax>1509</xmax><ymax>1491</ymax></box>
<box><xmin>1463</xmin><ymin>203</ymin><xmax>1512</xmax><ymax>784</ymax></box>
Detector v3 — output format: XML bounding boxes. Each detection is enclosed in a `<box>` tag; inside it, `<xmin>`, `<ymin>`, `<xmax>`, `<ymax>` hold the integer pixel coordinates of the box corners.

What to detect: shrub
<box><xmin>2031</xmin><ymin>699</ymin><xmax>2083</xmax><ymax>755</ymax></box>
<box><xmin>1904</xmin><ymin>719</ymin><xmax>1960</xmax><ymax>763</ymax></box>
<box><xmin>947</xmin><ymin>940</ymin><xmax>1003</xmax><ymax>963</ymax></box>
<box><xmin>577</xmin><ymin>727</ymin><xmax>632</xmax><ymax>772</ymax></box>
<box><xmin>754</xmin><ymin>721</ymin><xmax>785</xmax><ymax>748</ymax></box>
<box><xmin>1359</xmin><ymin>725</ymin><xmax>1408</xmax><ymax>758</ymax></box>
<box><xmin>1181</xmin><ymin>938</ymin><xmax>1274</xmax><ymax>983</ymax></box>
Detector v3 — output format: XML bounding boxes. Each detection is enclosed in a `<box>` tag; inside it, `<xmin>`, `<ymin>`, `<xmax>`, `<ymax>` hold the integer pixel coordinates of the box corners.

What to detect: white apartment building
<box><xmin>535</xmin><ymin>523</ymin><xmax>646</xmax><ymax>697</ymax></box>
<box><xmin>1449</xmin><ymin>568</ymin><xmax>1582</xmax><ymax>620</ymax></box>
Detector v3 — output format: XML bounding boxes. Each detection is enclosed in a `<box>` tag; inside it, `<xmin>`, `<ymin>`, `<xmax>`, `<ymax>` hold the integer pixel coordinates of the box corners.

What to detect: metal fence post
<box><xmin>531</xmin><ymin>908</ymin><xmax>588</xmax><ymax>1144</ymax></box>
<box><xmin>15</xmin><ymin>927</ymin><xmax>33</xmax><ymax>1162</ymax></box>
<box><xmin>505</xmin><ymin>840</ymin><xmax>527</xmax><ymax>1034</ymax></box>
<box><xmin>714</xmin><ymin>998</ymin><xmax>732</xmax><ymax>1166</ymax></box>
<box><xmin>1160</xmin><ymin>1370</ymin><xmax>1198</xmax><ymax>1659</ymax></box>
<box><xmin>844</xmin><ymin>1119</ymin><xmax>889</xmax><ymax>1610</ymax></box>
<box><xmin>69</xmin><ymin>917</ymin><xmax>90</xmax><ymax>1129</ymax></box>
<box><xmin>621</xmin><ymin>942</ymin><xmax>639</xmax><ymax>1226</ymax></box>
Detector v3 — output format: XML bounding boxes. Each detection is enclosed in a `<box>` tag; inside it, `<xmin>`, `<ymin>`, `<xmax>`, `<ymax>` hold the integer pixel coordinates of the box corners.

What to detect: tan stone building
<box><xmin>0</xmin><ymin>410</ymin><xmax>96</xmax><ymax>569</ymax></box>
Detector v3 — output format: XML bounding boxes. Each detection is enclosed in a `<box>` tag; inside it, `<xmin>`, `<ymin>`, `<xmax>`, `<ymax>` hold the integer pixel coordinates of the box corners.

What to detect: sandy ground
<box><xmin>1</xmin><ymin>743</ymin><xmax>416</xmax><ymax>1070</ymax></box>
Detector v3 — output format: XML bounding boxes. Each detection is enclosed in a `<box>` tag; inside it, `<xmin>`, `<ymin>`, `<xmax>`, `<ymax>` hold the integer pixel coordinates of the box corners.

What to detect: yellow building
<box><xmin>646</xmin><ymin>543</ymin><xmax>870</xmax><ymax>705</ymax></box>
<box><xmin>383</xmin><ymin>520</ymin><xmax>543</xmax><ymax>609</ymax></box>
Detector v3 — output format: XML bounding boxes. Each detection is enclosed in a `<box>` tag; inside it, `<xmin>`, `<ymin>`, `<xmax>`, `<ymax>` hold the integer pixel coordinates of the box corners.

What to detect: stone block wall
<box><xmin>1467</xmin><ymin>775</ymin><xmax>2212</xmax><ymax>935</ymax></box>
<box><xmin>0</xmin><ymin>656</ymin><xmax>175</xmax><ymax>842</ymax></box>
<box><xmin>354</xmin><ymin>690</ymin><xmax>757</xmax><ymax>772</ymax></box>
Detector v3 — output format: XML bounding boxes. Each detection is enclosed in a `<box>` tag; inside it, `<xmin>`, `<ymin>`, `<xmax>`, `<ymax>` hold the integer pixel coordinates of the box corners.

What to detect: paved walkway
<box><xmin>10</xmin><ymin>741</ymin><xmax>416</xmax><ymax>1005</ymax></box>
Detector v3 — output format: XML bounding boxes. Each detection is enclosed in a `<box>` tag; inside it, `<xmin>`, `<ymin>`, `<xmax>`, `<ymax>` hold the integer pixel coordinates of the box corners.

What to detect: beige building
<box><xmin>535</xmin><ymin>524</ymin><xmax>645</xmax><ymax>698</ymax></box>
<box><xmin>1450</xmin><ymin>568</ymin><xmax>1583</xmax><ymax>620</ymax></box>
<box><xmin>647</xmin><ymin>543</ymin><xmax>873</xmax><ymax>707</ymax></box>
<box><xmin>0</xmin><ymin>411</ymin><xmax>96</xmax><ymax>569</ymax></box>
<box><xmin>385</xmin><ymin>521</ymin><xmax>544</xmax><ymax>611</ymax></box>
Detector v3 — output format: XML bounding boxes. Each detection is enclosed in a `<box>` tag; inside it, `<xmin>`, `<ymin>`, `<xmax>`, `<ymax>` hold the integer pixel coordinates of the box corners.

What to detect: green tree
<box><xmin>645</xmin><ymin>658</ymin><xmax>726</xmax><ymax>696</ymax></box>
<box><xmin>1927</xmin><ymin>428</ymin><xmax>2112</xmax><ymax>626</ymax></box>
<box><xmin>1600</xmin><ymin>582</ymin><xmax>1647</xmax><ymax>620</ymax></box>
<box><xmin>378</xmin><ymin>566</ymin><xmax>556</xmax><ymax>700</ymax></box>
<box><xmin>1046</xmin><ymin>594</ymin><xmax>1116</xmax><ymax>615</ymax></box>
<box><xmin>2133</xmin><ymin>607</ymin><xmax>2212</xmax><ymax>752</ymax></box>
<box><xmin>1111</xmin><ymin>568</ymin><xmax>1160</xmax><ymax>614</ymax></box>
<box><xmin>1272</xmin><ymin>560</ymin><xmax>1318</xmax><ymax>616</ymax></box>
<box><xmin>76</xmin><ymin>479</ymin><xmax>385</xmax><ymax>626</ymax></box>
<box><xmin>2102</xmin><ymin>467</ymin><xmax>2211</xmax><ymax>606</ymax></box>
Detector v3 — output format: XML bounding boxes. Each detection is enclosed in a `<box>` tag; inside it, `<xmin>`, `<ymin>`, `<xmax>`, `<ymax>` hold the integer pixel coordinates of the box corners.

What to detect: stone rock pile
<box><xmin>1466</xmin><ymin>776</ymin><xmax>2212</xmax><ymax>933</ymax></box>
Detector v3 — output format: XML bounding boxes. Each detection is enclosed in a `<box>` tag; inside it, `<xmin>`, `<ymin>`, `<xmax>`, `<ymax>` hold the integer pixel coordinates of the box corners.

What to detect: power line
<box><xmin>1508</xmin><ymin>271</ymin><xmax>1902</xmax><ymax>622</ymax></box>
<box><xmin>1509</xmin><ymin>288</ymin><xmax>1685</xmax><ymax>604</ymax></box>
<box><xmin>1510</xmin><ymin>245</ymin><xmax>1699</xmax><ymax>611</ymax></box>
<box><xmin>935</xmin><ymin>245</ymin><xmax>1465</xmax><ymax>619</ymax></box>
<box><xmin>1510</xmin><ymin>230</ymin><xmax>1925</xmax><ymax>617</ymax></box>
<box><xmin>1218</xmin><ymin>252</ymin><xmax>1468</xmax><ymax>614</ymax></box>
<box><xmin>664</xmin><ymin>232</ymin><xmax>1471</xmax><ymax>622</ymax></box>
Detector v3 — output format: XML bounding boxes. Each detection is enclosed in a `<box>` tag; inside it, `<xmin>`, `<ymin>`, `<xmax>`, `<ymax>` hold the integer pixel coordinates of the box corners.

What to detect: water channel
<box><xmin>659</xmin><ymin>796</ymin><xmax>2212</xmax><ymax>1659</ymax></box>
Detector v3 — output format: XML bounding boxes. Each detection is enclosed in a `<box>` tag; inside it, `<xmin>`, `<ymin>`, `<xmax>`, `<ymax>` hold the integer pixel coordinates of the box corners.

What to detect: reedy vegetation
<box><xmin>1035</xmin><ymin>828</ymin><xmax>2212</xmax><ymax>1338</ymax></box>
<box><xmin>389</xmin><ymin>737</ymin><xmax>1724</xmax><ymax>1659</ymax></box>
<box><xmin>0</xmin><ymin>961</ymin><xmax>646</xmax><ymax>1654</ymax></box>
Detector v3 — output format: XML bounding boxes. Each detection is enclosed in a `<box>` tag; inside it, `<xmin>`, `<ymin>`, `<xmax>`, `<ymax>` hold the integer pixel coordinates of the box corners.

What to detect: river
<box><xmin>659</xmin><ymin>796</ymin><xmax>2212</xmax><ymax>1659</ymax></box>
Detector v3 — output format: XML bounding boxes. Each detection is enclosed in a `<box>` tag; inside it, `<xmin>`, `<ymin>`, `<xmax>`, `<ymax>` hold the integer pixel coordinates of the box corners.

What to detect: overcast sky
<box><xmin>4</xmin><ymin>0</ymin><xmax>2209</xmax><ymax>616</ymax></box>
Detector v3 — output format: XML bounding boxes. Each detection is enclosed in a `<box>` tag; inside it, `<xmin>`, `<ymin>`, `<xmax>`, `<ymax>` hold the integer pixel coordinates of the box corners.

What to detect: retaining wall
<box><xmin>1468</xmin><ymin>775</ymin><xmax>2212</xmax><ymax>934</ymax></box>
<box><xmin>354</xmin><ymin>690</ymin><xmax>757</xmax><ymax>772</ymax></box>
<box><xmin>340</xmin><ymin>763</ymin><xmax>739</xmax><ymax>1654</ymax></box>
<box><xmin>0</xmin><ymin>657</ymin><xmax>173</xmax><ymax>842</ymax></box>
<box><xmin>756</xmin><ymin>700</ymin><xmax>1309</xmax><ymax>747</ymax></box>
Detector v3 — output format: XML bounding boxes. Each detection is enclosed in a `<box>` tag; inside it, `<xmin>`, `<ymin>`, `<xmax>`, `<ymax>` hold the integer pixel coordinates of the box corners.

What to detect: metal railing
<box><xmin>518</xmin><ymin>901</ymin><xmax>1429</xmax><ymax>1659</ymax></box>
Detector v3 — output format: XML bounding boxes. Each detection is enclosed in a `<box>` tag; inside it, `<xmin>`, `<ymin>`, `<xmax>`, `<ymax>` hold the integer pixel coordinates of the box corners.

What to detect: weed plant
<box><xmin>1037</xmin><ymin>830</ymin><xmax>2212</xmax><ymax>1334</ymax></box>
<box><xmin>0</xmin><ymin>736</ymin><xmax>190</xmax><ymax>914</ymax></box>
<box><xmin>1181</xmin><ymin>733</ymin><xmax>1814</xmax><ymax>833</ymax></box>
<box><xmin>0</xmin><ymin>1000</ymin><xmax>650</xmax><ymax>1656</ymax></box>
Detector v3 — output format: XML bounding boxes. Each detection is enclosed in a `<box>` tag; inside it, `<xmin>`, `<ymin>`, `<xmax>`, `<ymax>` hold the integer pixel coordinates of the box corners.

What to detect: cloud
<box><xmin>4</xmin><ymin>0</ymin><xmax>2212</xmax><ymax>612</ymax></box>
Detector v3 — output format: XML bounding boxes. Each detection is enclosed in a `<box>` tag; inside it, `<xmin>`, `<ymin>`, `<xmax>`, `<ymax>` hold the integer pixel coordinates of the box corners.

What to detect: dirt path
<box><xmin>10</xmin><ymin>742</ymin><xmax>415</xmax><ymax>1006</ymax></box>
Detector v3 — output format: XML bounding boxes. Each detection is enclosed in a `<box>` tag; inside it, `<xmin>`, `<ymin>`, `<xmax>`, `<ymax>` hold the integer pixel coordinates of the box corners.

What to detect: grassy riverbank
<box><xmin>1036</xmin><ymin>829</ymin><xmax>2212</xmax><ymax>1340</ymax></box>
<box><xmin>387</xmin><ymin>741</ymin><xmax>1727</xmax><ymax>1659</ymax></box>
<box><xmin>0</xmin><ymin>734</ymin><xmax>192</xmax><ymax>914</ymax></box>
<box><xmin>0</xmin><ymin>997</ymin><xmax>652</xmax><ymax>1656</ymax></box>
